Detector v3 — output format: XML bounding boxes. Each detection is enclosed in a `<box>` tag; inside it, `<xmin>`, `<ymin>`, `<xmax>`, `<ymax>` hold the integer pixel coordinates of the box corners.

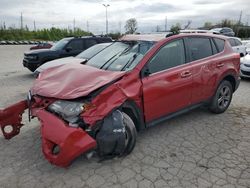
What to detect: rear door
<box><xmin>185</xmin><ymin>37</ymin><xmax>216</xmax><ymax>104</ymax></box>
<box><xmin>141</xmin><ymin>39</ymin><xmax>193</xmax><ymax>122</ymax></box>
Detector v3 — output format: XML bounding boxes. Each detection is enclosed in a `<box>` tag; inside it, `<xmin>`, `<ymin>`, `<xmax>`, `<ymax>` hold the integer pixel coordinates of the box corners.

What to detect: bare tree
<box><xmin>183</xmin><ymin>20</ymin><xmax>192</xmax><ymax>29</ymax></box>
<box><xmin>124</xmin><ymin>18</ymin><xmax>137</xmax><ymax>34</ymax></box>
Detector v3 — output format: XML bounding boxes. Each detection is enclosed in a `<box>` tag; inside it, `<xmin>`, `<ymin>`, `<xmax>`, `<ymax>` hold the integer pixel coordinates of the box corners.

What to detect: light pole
<box><xmin>103</xmin><ymin>4</ymin><xmax>110</xmax><ymax>35</ymax></box>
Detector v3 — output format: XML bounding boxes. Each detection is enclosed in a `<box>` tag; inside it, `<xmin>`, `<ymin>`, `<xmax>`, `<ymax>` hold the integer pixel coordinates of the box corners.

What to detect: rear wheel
<box><xmin>209</xmin><ymin>80</ymin><xmax>233</xmax><ymax>114</ymax></box>
<box><xmin>122</xmin><ymin>112</ymin><xmax>137</xmax><ymax>155</ymax></box>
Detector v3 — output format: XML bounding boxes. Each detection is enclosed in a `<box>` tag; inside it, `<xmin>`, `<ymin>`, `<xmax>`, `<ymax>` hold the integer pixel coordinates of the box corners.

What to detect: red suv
<box><xmin>0</xmin><ymin>33</ymin><xmax>240</xmax><ymax>167</ymax></box>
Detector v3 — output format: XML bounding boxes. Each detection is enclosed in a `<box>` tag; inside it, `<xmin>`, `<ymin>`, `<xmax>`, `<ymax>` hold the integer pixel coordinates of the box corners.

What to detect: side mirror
<box><xmin>141</xmin><ymin>67</ymin><xmax>151</xmax><ymax>78</ymax></box>
<box><xmin>65</xmin><ymin>47</ymin><xmax>72</xmax><ymax>52</ymax></box>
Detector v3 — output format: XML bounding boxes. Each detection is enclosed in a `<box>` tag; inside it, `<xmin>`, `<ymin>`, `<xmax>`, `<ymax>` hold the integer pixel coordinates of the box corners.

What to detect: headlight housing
<box><xmin>48</xmin><ymin>100</ymin><xmax>84</xmax><ymax>124</ymax></box>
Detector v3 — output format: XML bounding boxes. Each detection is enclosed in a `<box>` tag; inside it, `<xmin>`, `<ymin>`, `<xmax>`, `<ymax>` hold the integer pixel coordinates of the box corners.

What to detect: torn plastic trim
<box><xmin>0</xmin><ymin>100</ymin><xmax>28</xmax><ymax>139</ymax></box>
<box><xmin>37</xmin><ymin>110</ymin><xmax>96</xmax><ymax>167</ymax></box>
<box><xmin>96</xmin><ymin>110</ymin><xmax>126</xmax><ymax>158</ymax></box>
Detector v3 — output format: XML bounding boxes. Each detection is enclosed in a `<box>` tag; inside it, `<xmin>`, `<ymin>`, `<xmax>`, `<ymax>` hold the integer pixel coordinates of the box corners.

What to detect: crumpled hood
<box><xmin>31</xmin><ymin>63</ymin><xmax>126</xmax><ymax>99</ymax></box>
<box><xmin>35</xmin><ymin>57</ymin><xmax>85</xmax><ymax>73</ymax></box>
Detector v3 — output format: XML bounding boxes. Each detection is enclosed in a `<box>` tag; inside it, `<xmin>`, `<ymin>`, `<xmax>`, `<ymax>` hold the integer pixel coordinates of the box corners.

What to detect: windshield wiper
<box><xmin>121</xmin><ymin>53</ymin><xmax>139</xmax><ymax>71</ymax></box>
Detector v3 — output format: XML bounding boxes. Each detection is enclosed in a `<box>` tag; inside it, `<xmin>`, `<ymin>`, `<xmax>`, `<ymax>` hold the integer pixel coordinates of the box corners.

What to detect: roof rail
<box><xmin>165</xmin><ymin>32</ymin><xmax>177</xmax><ymax>38</ymax></box>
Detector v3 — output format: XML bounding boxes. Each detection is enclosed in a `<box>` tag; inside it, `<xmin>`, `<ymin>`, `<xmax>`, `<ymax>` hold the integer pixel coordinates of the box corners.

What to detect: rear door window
<box><xmin>85</xmin><ymin>39</ymin><xmax>97</xmax><ymax>49</ymax></box>
<box><xmin>188</xmin><ymin>37</ymin><xmax>213</xmax><ymax>61</ymax></box>
<box><xmin>67</xmin><ymin>39</ymin><xmax>84</xmax><ymax>50</ymax></box>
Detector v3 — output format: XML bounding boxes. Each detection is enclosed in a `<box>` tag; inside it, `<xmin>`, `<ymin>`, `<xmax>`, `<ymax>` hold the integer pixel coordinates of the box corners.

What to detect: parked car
<box><xmin>6</xmin><ymin>41</ymin><xmax>15</xmax><ymax>45</ymax></box>
<box><xmin>30</xmin><ymin>42</ymin><xmax>53</xmax><ymax>50</ymax></box>
<box><xmin>34</xmin><ymin>42</ymin><xmax>112</xmax><ymax>77</ymax></box>
<box><xmin>0</xmin><ymin>41</ymin><xmax>7</xmax><ymax>45</ymax></box>
<box><xmin>227</xmin><ymin>37</ymin><xmax>247</xmax><ymax>57</ymax></box>
<box><xmin>240</xmin><ymin>54</ymin><xmax>250</xmax><ymax>78</ymax></box>
<box><xmin>23</xmin><ymin>36</ymin><xmax>112</xmax><ymax>72</ymax></box>
<box><xmin>242</xmin><ymin>40</ymin><xmax>250</xmax><ymax>54</ymax></box>
<box><xmin>210</xmin><ymin>27</ymin><xmax>235</xmax><ymax>37</ymax></box>
<box><xmin>0</xmin><ymin>33</ymin><xmax>240</xmax><ymax>167</ymax></box>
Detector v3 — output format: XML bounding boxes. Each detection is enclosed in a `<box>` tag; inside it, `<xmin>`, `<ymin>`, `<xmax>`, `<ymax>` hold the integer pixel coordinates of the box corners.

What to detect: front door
<box><xmin>142</xmin><ymin>39</ymin><xmax>193</xmax><ymax>122</ymax></box>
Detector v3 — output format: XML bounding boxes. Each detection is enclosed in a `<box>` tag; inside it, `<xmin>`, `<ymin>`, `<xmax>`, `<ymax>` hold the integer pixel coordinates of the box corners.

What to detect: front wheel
<box><xmin>209</xmin><ymin>80</ymin><xmax>233</xmax><ymax>114</ymax></box>
<box><xmin>122</xmin><ymin>112</ymin><xmax>137</xmax><ymax>156</ymax></box>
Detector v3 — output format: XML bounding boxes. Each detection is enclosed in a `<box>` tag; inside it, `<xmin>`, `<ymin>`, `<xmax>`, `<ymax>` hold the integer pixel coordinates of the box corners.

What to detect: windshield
<box><xmin>51</xmin><ymin>38</ymin><xmax>71</xmax><ymax>50</ymax></box>
<box><xmin>104</xmin><ymin>41</ymin><xmax>155</xmax><ymax>71</ymax></box>
<box><xmin>76</xmin><ymin>43</ymin><xmax>111</xmax><ymax>59</ymax></box>
<box><xmin>86</xmin><ymin>42</ymin><xmax>130</xmax><ymax>68</ymax></box>
<box><xmin>86</xmin><ymin>41</ymin><xmax>155</xmax><ymax>71</ymax></box>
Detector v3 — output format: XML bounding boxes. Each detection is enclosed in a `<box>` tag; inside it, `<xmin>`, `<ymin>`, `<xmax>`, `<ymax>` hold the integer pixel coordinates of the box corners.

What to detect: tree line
<box><xmin>170</xmin><ymin>19</ymin><xmax>250</xmax><ymax>39</ymax></box>
<box><xmin>0</xmin><ymin>27</ymin><xmax>92</xmax><ymax>41</ymax></box>
<box><xmin>1</xmin><ymin>18</ymin><xmax>250</xmax><ymax>41</ymax></box>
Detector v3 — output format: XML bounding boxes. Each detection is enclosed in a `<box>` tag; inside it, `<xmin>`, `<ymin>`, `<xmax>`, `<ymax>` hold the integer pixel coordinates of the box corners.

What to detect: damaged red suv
<box><xmin>0</xmin><ymin>33</ymin><xmax>240</xmax><ymax>167</ymax></box>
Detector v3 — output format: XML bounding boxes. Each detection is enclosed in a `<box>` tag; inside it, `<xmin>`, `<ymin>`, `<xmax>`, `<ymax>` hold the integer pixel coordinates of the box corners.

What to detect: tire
<box><xmin>122</xmin><ymin>112</ymin><xmax>137</xmax><ymax>156</ymax></box>
<box><xmin>209</xmin><ymin>80</ymin><xmax>233</xmax><ymax>114</ymax></box>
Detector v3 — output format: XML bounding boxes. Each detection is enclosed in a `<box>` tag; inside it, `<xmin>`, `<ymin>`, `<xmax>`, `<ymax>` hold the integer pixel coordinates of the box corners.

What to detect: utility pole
<box><xmin>73</xmin><ymin>18</ymin><xmax>76</xmax><ymax>33</ymax></box>
<box><xmin>119</xmin><ymin>21</ymin><xmax>122</xmax><ymax>34</ymax></box>
<box><xmin>236</xmin><ymin>10</ymin><xmax>243</xmax><ymax>36</ymax></box>
<box><xmin>103</xmin><ymin>4</ymin><xmax>110</xmax><ymax>35</ymax></box>
<box><xmin>21</xmin><ymin>12</ymin><xmax>23</xmax><ymax>30</ymax></box>
<box><xmin>86</xmin><ymin>21</ymin><xmax>89</xmax><ymax>32</ymax></box>
<box><xmin>165</xmin><ymin>16</ymin><xmax>167</xmax><ymax>31</ymax></box>
<box><xmin>33</xmin><ymin>20</ymin><xmax>36</xmax><ymax>31</ymax></box>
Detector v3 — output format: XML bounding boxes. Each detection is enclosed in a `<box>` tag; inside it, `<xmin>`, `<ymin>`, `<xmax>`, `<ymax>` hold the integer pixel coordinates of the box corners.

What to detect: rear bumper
<box><xmin>37</xmin><ymin>110</ymin><xmax>97</xmax><ymax>167</ymax></box>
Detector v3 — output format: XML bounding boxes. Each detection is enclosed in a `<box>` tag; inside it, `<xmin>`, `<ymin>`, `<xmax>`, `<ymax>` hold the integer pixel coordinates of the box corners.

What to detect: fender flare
<box><xmin>120</xmin><ymin>100</ymin><xmax>146</xmax><ymax>131</ymax></box>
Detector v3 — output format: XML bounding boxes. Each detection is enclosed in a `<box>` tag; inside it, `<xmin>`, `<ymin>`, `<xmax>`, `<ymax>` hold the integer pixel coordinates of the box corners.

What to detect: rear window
<box><xmin>213</xmin><ymin>38</ymin><xmax>225</xmax><ymax>52</ymax></box>
<box><xmin>188</xmin><ymin>37</ymin><xmax>213</xmax><ymax>61</ymax></box>
<box><xmin>228</xmin><ymin>38</ymin><xmax>236</xmax><ymax>46</ymax></box>
<box><xmin>234</xmin><ymin>39</ymin><xmax>242</xmax><ymax>46</ymax></box>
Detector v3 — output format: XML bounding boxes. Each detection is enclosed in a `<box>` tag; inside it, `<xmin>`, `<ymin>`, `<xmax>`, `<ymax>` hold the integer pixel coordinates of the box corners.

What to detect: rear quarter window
<box><xmin>213</xmin><ymin>38</ymin><xmax>225</xmax><ymax>52</ymax></box>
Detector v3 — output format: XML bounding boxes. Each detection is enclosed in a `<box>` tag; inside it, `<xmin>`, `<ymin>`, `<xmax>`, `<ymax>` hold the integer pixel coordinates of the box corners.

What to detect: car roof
<box><xmin>120</xmin><ymin>33</ymin><xmax>228</xmax><ymax>43</ymax></box>
<box><xmin>119</xmin><ymin>33</ymin><xmax>168</xmax><ymax>42</ymax></box>
<box><xmin>180</xmin><ymin>29</ymin><xmax>211</xmax><ymax>33</ymax></box>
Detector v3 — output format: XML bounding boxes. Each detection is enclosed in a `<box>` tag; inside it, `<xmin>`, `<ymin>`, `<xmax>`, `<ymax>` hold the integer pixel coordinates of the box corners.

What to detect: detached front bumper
<box><xmin>37</xmin><ymin>110</ymin><xmax>96</xmax><ymax>167</ymax></box>
<box><xmin>0</xmin><ymin>100</ymin><xmax>97</xmax><ymax>167</ymax></box>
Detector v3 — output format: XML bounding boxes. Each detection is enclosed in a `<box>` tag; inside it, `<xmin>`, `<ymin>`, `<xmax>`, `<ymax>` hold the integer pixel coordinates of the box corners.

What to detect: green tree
<box><xmin>170</xmin><ymin>23</ymin><xmax>181</xmax><ymax>34</ymax></box>
<box><xmin>203</xmin><ymin>22</ymin><xmax>213</xmax><ymax>29</ymax></box>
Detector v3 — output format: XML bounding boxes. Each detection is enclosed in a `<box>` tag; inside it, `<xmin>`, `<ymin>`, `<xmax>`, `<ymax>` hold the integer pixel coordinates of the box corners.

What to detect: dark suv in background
<box><xmin>23</xmin><ymin>36</ymin><xmax>112</xmax><ymax>72</ymax></box>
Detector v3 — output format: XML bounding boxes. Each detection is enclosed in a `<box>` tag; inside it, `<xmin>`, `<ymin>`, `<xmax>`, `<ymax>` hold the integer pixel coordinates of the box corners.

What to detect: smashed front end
<box><xmin>0</xmin><ymin>63</ymin><xmax>141</xmax><ymax>167</ymax></box>
<box><xmin>0</xmin><ymin>95</ymin><xmax>97</xmax><ymax>167</ymax></box>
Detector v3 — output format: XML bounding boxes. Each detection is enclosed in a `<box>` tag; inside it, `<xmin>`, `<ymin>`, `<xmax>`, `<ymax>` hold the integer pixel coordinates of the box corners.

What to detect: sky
<box><xmin>0</xmin><ymin>0</ymin><xmax>249</xmax><ymax>34</ymax></box>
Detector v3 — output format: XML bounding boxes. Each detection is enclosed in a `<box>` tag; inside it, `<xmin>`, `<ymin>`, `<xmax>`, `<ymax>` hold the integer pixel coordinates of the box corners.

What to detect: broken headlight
<box><xmin>48</xmin><ymin>100</ymin><xmax>84</xmax><ymax>125</ymax></box>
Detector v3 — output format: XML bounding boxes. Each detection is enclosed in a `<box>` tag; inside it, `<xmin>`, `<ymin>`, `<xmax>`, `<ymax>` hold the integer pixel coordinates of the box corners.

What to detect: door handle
<box><xmin>216</xmin><ymin>63</ymin><xmax>224</xmax><ymax>68</ymax></box>
<box><xmin>181</xmin><ymin>71</ymin><xmax>192</xmax><ymax>78</ymax></box>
